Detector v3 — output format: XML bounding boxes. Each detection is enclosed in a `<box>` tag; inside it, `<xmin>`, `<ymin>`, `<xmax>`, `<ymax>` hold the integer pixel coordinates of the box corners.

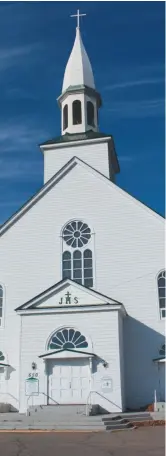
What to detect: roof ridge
<box><xmin>0</xmin><ymin>155</ymin><xmax>164</xmax><ymax>236</ymax></box>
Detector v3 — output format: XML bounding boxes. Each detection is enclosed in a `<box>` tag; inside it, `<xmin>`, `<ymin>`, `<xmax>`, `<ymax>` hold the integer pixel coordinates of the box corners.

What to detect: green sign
<box><xmin>25</xmin><ymin>377</ymin><xmax>39</xmax><ymax>396</ymax></box>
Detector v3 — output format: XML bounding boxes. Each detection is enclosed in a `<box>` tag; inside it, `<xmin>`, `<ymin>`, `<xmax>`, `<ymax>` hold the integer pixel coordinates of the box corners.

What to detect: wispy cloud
<box><xmin>0</xmin><ymin>121</ymin><xmax>48</xmax><ymax>184</ymax></box>
<box><xmin>104</xmin><ymin>77</ymin><xmax>164</xmax><ymax>91</ymax></box>
<box><xmin>0</xmin><ymin>158</ymin><xmax>41</xmax><ymax>181</ymax></box>
<box><xmin>0</xmin><ymin>43</ymin><xmax>43</xmax><ymax>73</ymax></box>
<box><xmin>0</xmin><ymin>122</ymin><xmax>48</xmax><ymax>154</ymax></box>
<box><xmin>105</xmin><ymin>98</ymin><xmax>164</xmax><ymax>119</ymax></box>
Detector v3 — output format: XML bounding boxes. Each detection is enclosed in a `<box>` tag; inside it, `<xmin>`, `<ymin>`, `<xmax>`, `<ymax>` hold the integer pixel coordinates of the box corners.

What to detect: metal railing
<box><xmin>86</xmin><ymin>390</ymin><xmax>122</xmax><ymax>416</ymax></box>
<box><xmin>26</xmin><ymin>392</ymin><xmax>59</xmax><ymax>415</ymax></box>
<box><xmin>41</xmin><ymin>392</ymin><xmax>59</xmax><ymax>405</ymax></box>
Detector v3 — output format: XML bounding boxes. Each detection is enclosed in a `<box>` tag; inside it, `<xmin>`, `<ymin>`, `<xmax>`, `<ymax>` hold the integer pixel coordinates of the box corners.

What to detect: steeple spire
<box><xmin>62</xmin><ymin>26</ymin><xmax>95</xmax><ymax>92</ymax></box>
<box><xmin>57</xmin><ymin>12</ymin><xmax>102</xmax><ymax>135</ymax></box>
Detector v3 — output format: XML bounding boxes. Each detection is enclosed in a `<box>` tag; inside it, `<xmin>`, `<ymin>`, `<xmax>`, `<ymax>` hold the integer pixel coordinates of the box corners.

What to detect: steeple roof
<box><xmin>62</xmin><ymin>27</ymin><xmax>95</xmax><ymax>93</ymax></box>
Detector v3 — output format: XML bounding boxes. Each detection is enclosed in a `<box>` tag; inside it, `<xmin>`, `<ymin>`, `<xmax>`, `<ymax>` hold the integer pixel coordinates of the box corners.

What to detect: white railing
<box><xmin>86</xmin><ymin>390</ymin><xmax>122</xmax><ymax>416</ymax></box>
<box><xmin>154</xmin><ymin>389</ymin><xmax>157</xmax><ymax>412</ymax></box>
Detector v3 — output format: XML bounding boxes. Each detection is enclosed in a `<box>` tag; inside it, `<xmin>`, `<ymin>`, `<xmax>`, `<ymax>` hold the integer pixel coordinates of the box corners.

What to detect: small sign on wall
<box><xmin>25</xmin><ymin>377</ymin><xmax>39</xmax><ymax>396</ymax></box>
<box><xmin>101</xmin><ymin>376</ymin><xmax>112</xmax><ymax>393</ymax></box>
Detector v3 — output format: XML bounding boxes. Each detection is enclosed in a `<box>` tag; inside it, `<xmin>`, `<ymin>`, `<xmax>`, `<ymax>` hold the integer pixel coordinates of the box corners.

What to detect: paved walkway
<box><xmin>0</xmin><ymin>427</ymin><xmax>164</xmax><ymax>456</ymax></box>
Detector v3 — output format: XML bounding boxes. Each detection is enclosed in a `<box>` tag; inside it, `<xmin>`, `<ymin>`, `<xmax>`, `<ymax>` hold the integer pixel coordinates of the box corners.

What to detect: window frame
<box><xmin>87</xmin><ymin>101</ymin><xmax>95</xmax><ymax>127</ymax></box>
<box><xmin>63</xmin><ymin>104</ymin><xmax>68</xmax><ymax>130</ymax></box>
<box><xmin>49</xmin><ymin>328</ymin><xmax>88</xmax><ymax>350</ymax></box>
<box><xmin>61</xmin><ymin>220</ymin><xmax>95</xmax><ymax>289</ymax></box>
<box><xmin>72</xmin><ymin>100</ymin><xmax>82</xmax><ymax>125</ymax></box>
<box><xmin>157</xmin><ymin>270</ymin><xmax>166</xmax><ymax>320</ymax></box>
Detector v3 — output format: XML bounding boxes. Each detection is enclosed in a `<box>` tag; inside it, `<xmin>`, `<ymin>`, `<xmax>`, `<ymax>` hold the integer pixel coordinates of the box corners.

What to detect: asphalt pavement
<box><xmin>0</xmin><ymin>426</ymin><xmax>165</xmax><ymax>456</ymax></box>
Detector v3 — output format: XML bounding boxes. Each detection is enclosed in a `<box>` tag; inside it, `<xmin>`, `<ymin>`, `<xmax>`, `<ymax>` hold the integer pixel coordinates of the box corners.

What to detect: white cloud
<box><xmin>105</xmin><ymin>98</ymin><xmax>164</xmax><ymax>119</ymax></box>
<box><xmin>104</xmin><ymin>77</ymin><xmax>164</xmax><ymax>91</ymax></box>
<box><xmin>0</xmin><ymin>122</ymin><xmax>48</xmax><ymax>154</ymax></box>
<box><xmin>0</xmin><ymin>158</ymin><xmax>41</xmax><ymax>180</ymax></box>
<box><xmin>0</xmin><ymin>43</ymin><xmax>43</xmax><ymax>73</ymax></box>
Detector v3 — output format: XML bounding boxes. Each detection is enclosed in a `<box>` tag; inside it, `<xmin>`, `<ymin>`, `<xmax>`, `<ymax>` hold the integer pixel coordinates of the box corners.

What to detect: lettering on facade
<box><xmin>59</xmin><ymin>292</ymin><xmax>79</xmax><ymax>305</ymax></box>
<box><xmin>28</xmin><ymin>372</ymin><xmax>38</xmax><ymax>378</ymax></box>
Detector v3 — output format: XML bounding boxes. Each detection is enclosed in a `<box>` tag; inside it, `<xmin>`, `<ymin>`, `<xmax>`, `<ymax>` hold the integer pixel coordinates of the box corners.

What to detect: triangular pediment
<box><xmin>15</xmin><ymin>279</ymin><xmax>123</xmax><ymax>312</ymax></box>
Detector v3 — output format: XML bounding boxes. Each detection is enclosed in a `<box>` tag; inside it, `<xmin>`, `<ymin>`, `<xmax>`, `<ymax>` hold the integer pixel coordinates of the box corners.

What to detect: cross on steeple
<box><xmin>70</xmin><ymin>9</ymin><xmax>86</xmax><ymax>29</ymax></box>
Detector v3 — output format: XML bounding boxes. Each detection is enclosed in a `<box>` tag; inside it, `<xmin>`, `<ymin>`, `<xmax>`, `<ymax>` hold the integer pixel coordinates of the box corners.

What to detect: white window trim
<box><xmin>61</xmin><ymin>220</ymin><xmax>96</xmax><ymax>289</ymax></box>
<box><xmin>157</xmin><ymin>270</ymin><xmax>166</xmax><ymax>320</ymax></box>
<box><xmin>160</xmin><ymin>308</ymin><xmax>166</xmax><ymax>320</ymax></box>
<box><xmin>0</xmin><ymin>284</ymin><xmax>5</xmax><ymax>329</ymax></box>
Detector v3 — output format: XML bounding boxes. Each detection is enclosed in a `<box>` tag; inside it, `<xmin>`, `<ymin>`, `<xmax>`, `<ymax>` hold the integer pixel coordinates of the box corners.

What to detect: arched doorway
<box><xmin>46</xmin><ymin>328</ymin><xmax>93</xmax><ymax>404</ymax></box>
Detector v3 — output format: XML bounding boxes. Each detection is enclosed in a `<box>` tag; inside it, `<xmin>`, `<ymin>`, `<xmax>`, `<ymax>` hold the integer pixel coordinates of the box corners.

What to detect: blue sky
<box><xmin>0</xmin><ymin>1</ymin><xmax>165</xmax><ymax>224</ymax></box>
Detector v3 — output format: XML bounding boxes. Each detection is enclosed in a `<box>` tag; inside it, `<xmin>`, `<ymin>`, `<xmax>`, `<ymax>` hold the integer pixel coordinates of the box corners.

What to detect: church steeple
<box><xmin>57</xmin><ymin>10</ymin><xmax>102</xmax><ymax>135</ymax></box>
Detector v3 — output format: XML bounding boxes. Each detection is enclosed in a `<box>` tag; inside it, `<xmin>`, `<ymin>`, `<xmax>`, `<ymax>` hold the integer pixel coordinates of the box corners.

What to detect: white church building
<box><xmin>0</xmin><ymin>15</ymin><xmax>165</xmax><ymax>414</ymax></box>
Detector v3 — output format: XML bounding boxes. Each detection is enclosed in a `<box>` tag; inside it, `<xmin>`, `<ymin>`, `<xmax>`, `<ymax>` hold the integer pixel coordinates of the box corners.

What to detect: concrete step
<box><xmin>0</xmin><ymin>423</ymin><xmax>105</xmax><ymax>431</ymax></box>
<box><xmin>28</xmin><ymin>419</ymin><xmax>104</xmax><ymax>424</ymax></box>
<box><xmin>119</xmin><ymin>413</ymin><xmax>151</xmax><ymax>419</ymax></box>
<box><xmin>125</xmin><ymin>416</ymin><xmax>152</xmax><ymax>422</ymax></box>
<box><xmin>28</xmin><ymin>407</ymin><xmax>87</xmax><ymax>417</ymax></box>
<box><xmin>28</xmin><ymin>412</ymin><xmax>86</xmax><ymax>418</ymax></box>
<box><xmin>0</xmin><ymin>415</ymin><xmax>106</xmax><ymax>424</ymax></box>
<box><xmin>102</xmin><ymin>415</ymin><xmax>151</xmax><ymax>423</ymax></box>
<box><xmin>105</xmin><ymin>422</ymin><xmax>134</xmax><ymax>431</ymax></box>
<box><xmin>102</xmin><ymin>418</ymin><xmax>127</xmax><ymax>425</ymax></box>
<box><xmin>27</xmin><ymin>414</ymin><xmax>95</xmax><ymax>421</ymax></box>
<box><xmin>28</xmin><ymin>405</ymin><xmax>86</xmax><ymax>413</ymax></box>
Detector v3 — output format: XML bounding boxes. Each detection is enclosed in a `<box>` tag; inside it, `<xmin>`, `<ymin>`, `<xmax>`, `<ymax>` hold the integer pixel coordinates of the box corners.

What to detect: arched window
<box><xmin>62</xmin><ymin>251</ymin><xmax>71</xmax><ymax>279</ymax></box>
<box><xmin>63</xmin><ymin>104</ymin><xmax>68</xmax><ymax>130</ymax></box>
<box><xmin>73</xmin><ymin>250</ymin><xmax>82</xmax><ymax>284</ymax></box>
<box><xmin>49</xmin><ymin>328</ymin><xmax>88</xmax><ymax>350</ymax></box>
<box><xmin>158</xmin><ymin>270</ymin><xmax>166</xmax><ymax>319</ymax></box>
<box><xmin>84</xmin><ymin>249</ymin><xmax>93</xmax><ymax>288</ymax></box>
<box><xmin>87</xmin><ymin>101</ymin><xmax>95</xmax><ymax>126</ymax></box>
<box><xmin>72</xmin><ymin>100</ymin><xmax>82</xmax><ymax>125</ymax></box>
<box><xmin>0</xmin><ymin>286</ymin><xmax>3</xmax><ymax>326</ymax></box>
<box><xmin>62</xmin><ymin>221</ymin><xmax>93</xmax><ymax>288</ymax></box>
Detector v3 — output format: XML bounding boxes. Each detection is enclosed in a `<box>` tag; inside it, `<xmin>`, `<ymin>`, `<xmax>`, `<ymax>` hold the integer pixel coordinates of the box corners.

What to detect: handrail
<box><xmin>41</xmin><ymin>392</ymin><xmax>59</xmax><ymax>406</ymax></box>
<box><xmin>27</xmin><ymin>394</ymin><xmax>33</xmax><ymax>415</ymax></box>
<box><xmin>0</xmin><ymin>392</ymin><xmax>19</xmax><ymax>404</ymax></box>
<box><xmin>86</xmin><ymin>390</ymin><xmax>122</xmax><ymax>416</ymax></box>
<box><xmin>26</xmin><ymin>392</ymin><xmax>59</xmax><ymax>415</ymax></box>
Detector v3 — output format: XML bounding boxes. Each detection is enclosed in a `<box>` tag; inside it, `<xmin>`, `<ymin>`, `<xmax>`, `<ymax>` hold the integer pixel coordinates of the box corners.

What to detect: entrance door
<box><xmin>48</xmin><ymin>358</ymin><xmax>90</xmax><ymax>404</ymax></box>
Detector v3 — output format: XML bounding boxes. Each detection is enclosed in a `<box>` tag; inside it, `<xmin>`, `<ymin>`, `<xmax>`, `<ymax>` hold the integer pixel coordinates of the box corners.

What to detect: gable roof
<box><xmin>15</xmin><ymin>278</ymin><xmax>123</xmax><ymax>311</ymax></box>
<box><xmin>38</xmin><ymin>348</ymin><xmax>97</xmax><ymax>359</ymax></box>
<box><xmin>0</xmin><ymin>155</ymin><xmax>164</xmax><ymax>237</ymax></box>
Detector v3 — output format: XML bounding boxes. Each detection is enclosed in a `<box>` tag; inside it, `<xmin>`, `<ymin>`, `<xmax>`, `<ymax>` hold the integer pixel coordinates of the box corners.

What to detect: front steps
<box><xmin>0</xmin><ymin>405</ymin><xmax>157</xmax><ymax>431</ymax></box>
<box><xmin>0</xmin><ymin>405</ymin><xmax>152</xmax><ymax>431</ymax></box>
<box><xmin>102</xmin><ymin>412</ymin><xmax>152</xmax><ymax>432</ymax></box>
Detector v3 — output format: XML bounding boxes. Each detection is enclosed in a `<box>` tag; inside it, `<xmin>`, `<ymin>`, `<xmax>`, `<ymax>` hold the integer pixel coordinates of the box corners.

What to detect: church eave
<box><xmin>153</xmin><ymin>356</ymin><xmax>166</xmax><ymax>363</ymax></box>
<box><xmin>57</xmin><ymin>85</ymin><xmax>102</xmax><ymax>108</ymax></box>
<box><xmin>40</xmin><ymin>131</ymin><xmax>113</xmax><ymax>148</ymax></box>
<box><xmin>38</xmin><ymin>348</ymin><xmax>97</xmax><ymax>359</ymax></box>
<box><xmin>0</xmin><ymin>155</ymin><xmax>164</xmax><ymax>237</ymax></box>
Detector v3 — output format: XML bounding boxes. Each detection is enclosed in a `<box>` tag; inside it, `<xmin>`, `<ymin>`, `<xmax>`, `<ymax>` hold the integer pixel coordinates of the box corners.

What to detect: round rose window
<box><xmin>63</xmin><ymin>221</ymin><xmax>91</xmax><ymax>248</ymax></box>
